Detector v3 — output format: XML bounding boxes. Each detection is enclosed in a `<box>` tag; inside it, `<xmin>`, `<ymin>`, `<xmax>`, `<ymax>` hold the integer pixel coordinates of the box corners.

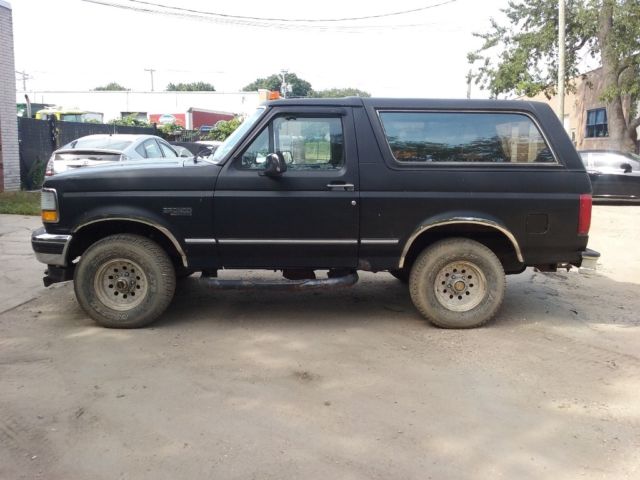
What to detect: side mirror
<box><xmin>259</xmin><ymin>153</ymin><xmax>287</xmax><ymax>177</ymax></box>
<box><xmin>620</xmin><ymin>162</ymin><xmax>632</xmax><ymax>174</ymax></box>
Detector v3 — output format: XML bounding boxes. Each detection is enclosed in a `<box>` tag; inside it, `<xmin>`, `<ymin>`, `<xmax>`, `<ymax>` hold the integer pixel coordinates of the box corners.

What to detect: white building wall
<box><xmin>17</xmin><ymin>90</ymin><xmax>261</xmax><ymax>123</ymax></box>
<box><xmin>0</xmin><ymin>0</ymin><xmax>20</xmax><ymax>191</ymax></box>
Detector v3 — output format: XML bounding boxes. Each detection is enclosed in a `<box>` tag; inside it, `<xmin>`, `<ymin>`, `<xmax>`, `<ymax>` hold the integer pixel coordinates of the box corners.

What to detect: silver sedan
<box><xmin>45</xmin><ymin>134</ymin><xmax>183</xmax><ymax>176</ymax></box>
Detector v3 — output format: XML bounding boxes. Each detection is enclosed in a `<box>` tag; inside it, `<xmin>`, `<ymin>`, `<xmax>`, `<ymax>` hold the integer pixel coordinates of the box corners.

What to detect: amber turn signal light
<box><xmin>42</xmin><ymin>210</ymin><xmax>59</xmax><ymax>223</ymax></box>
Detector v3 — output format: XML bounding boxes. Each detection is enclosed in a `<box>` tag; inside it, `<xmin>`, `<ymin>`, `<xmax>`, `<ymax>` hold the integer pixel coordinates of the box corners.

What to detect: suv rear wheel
<box><xmin>409</xmin><ymin>238</ymin><xmax>505</xmax><ymax>328</ymax></box>
<box><xmin>74</xmin><ymin>234</ymin><xmax>176</xmax><ymax>328</ymax></box>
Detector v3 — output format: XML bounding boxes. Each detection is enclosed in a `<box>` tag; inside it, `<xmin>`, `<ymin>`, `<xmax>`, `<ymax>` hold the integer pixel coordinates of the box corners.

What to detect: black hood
<box><xmin>44</xmin><ymin>158</ymin><xmax>220</xmax><ymax>193</ymax></box>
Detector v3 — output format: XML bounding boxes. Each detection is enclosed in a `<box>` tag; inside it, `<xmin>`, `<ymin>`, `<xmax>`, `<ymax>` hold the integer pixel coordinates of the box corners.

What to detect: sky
<box><xmin>11</xmin><ymin>0</ymin><xmax>509</xmax><ymax>98</ymax></box>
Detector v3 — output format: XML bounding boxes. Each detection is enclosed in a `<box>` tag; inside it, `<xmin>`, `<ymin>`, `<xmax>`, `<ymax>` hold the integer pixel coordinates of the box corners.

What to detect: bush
<box><xmin>205</xmin><ymin>117</ymin><xmax>242</xmax><ymax>141</ymax></box>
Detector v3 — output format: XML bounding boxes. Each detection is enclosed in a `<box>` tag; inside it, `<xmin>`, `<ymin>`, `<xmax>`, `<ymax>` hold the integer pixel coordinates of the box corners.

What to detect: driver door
<box><xmin>213</xmin><ymin>107</ymin><xmax>359</xmax><ymax>268</ymax></box>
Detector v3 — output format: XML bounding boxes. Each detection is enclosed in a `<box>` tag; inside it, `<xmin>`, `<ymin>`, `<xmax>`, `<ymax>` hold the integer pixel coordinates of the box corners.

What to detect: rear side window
<box><xmin>158</xmin><ymin>141</ymin><xmax>178</xmax><ymax>158</ymax></box>
<box><xmin>378</xmin><ymin>112</ymin><xmax>556</xmax><ymax>164</ymax></box>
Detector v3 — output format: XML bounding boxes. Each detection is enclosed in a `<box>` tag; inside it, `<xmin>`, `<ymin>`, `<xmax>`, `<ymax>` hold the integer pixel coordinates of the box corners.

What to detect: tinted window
<box><xmin>239</xmin><ymin>116</ymin><xmax>344</xmax><ymax>170</ymax></box>
<box><xmin>379</xmin><ymin>112</ymin><xmax>555</xmax><ymax>164</ymax></box>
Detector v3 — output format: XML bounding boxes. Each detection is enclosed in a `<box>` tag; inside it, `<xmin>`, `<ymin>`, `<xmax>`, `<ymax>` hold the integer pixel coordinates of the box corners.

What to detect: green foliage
<box><xmin>166</xmin><ymin>82</ymin><xmax>216</xmax><ymax>91</ymax></box>
<box><xmin>469</xmin><ymin>0</ymin><xmax>640</xmax><ymax>150</ymax></box>
<box><xmin>242</xmin><ymin>72</ymin><xmax>313</xmax><ymax>97</ymax></box>
<box><xmin>94</xmin><ymin>82</ymin><xmax>128</xmax><ymax>91</ymax></box>
<box><xmin>109</xmin><ymin>115</ymin><xmax>152</xmax><ymax>127</ymax></box>
<box><xmin>0</xmin><ymin>191</ymin><xmax>40</xmax><ymax>215</ymax></box>
<box><xmin>205</xmin><ymin>117</ymin><xmax>243</xmax><ymax>141</ymax></box>
<box><xmin>157</xmin><ymin>122</ymin><xmax>185</xmax><ymax>137</ymax></box>
<box><xmin>23</xmin><ymin>158</ymin><xmax>46</xmax><ymax>190</ymax></box>
<box><xmin>469</xmin><ymin>0</ymin><xmax>640</xmax><ymax>101</ymax></box>
<box><xmin>310</xmin><ymin>88</ymin><xmax>371</xmax><ymax>98</ymax></box>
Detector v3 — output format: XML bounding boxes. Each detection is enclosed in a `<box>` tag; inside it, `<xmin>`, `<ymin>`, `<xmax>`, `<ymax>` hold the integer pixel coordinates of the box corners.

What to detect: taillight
<box><xmin>578</xmin><ymin>194</ymin><xmax>592</xmax><ymax>235</ymax></box>
<box><xmin>45</xmin><ymin>157</ymin><xmax>55</xmax><ymax>176</ymax></box>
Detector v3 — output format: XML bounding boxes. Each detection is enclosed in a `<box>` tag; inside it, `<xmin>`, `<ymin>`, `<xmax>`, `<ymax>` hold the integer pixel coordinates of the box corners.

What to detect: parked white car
<box><xmin>45</xmin><ymin>134</ymin><xmax>180</xmax><ymax>176</ymax></box>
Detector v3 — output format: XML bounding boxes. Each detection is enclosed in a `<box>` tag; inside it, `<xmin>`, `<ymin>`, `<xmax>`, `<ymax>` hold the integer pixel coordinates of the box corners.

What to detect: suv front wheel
<box><xmin>409</xmin><ymin>238</ymin><xmax>505</xmax><ymax>328</ymax></box>
<box><xmin>74</xmin><ymin>234</ymin><xmax>176</xmax><ymax>328</ymax></box>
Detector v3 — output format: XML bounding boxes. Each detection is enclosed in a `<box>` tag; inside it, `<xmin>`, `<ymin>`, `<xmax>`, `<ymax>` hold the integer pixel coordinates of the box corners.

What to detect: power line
<box><xmin>121</xmin><ymin>0</ymin><xmax>459</xmax><ymax>23</ymax></box>
<box><xmin>81</xmin><ymin>0</ymin><xmax>458</xmax><ymax>31</ymax></box>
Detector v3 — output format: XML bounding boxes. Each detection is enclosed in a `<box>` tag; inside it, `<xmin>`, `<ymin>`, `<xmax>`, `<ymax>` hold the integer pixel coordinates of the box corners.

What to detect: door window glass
<box><xmin>274</xmin><ymin>117</ymin><xmax>344</xmax><ymax>170</ymax></box>
<box><xmin>239</xmin><ymin>116</ymin><xmax>344</xmax><ymax>170</ymax></box>
<box><xmin>141</xmin><ymin>139</ymin><xmax>162</xmax><ymax>158</ymax></box>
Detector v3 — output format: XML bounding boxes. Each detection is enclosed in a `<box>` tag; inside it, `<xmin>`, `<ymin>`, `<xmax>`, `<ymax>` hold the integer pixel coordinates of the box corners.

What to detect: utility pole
<box><xmin>144</xmin><ymin>68</ymin><xmax>156</xmax><ymax>91</ymax></box>
<box><xmin>466</xmin><ymin>69</ymin><xmax>472</xmax><ymax>99</ymax></box>
<box><xmin>557</xmin><ymin>0</ymin><xmax>566</xmax><ymax>121</ymax></box>
<box><xmin>280</xmin><ymin>69</ymin><xmax>288</xmax><ymax>99</ymax></box>
<box><xmin>15</xmin><ymin>70</ymin><xmax>32</xmax><ymax>91</ymax></box>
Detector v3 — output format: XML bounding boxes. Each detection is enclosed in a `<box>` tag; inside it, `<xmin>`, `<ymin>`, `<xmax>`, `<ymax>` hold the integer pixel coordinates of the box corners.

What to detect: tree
<box><xmin>310</xmin><ymin>88</ymin><xmax>371</xmax><ymax>98</ymax></box>
<box><xmin>242</xmin><ymin>72</ymin><xmax>313</xmax><ymax>97</ymax></box>
<box><xmin>94</xmin><ymin>82</ymin><xmax>128</xmax><ymax>91</ymax></box>
<box><xmin>166</xmin><ymin>82</ymin><xmax>216</xmax><ymax>91</ymax></box>
<box><xmin>469</xmin><ymin>0</ymin><xmax>640</xmax><ymax>152</ymax></box>
<box><xmin>206</xmin><ymin>117</ymin><xmax>243</xmax><ymax>141</ymax></box>
<box><xmin>109</xmin><ymin>115</ymin><xmax>151</xmax><ymax>127</ymax></box>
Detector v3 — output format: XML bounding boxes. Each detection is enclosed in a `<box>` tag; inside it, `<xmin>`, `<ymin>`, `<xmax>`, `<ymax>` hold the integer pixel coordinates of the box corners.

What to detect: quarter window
<box><xmin>239</xmin><ymin>116</ymin><xmax>344</xmax><ymax>170</ymax></box>
<box><xmin>586</xmin><ymin>108</ymin><xmax>608</xmax><ymax>138</ymax></box>
<box><xmin>379</xmin><ymin>112</ymin><xmax>555</xmax><ymax>164</ymax></box>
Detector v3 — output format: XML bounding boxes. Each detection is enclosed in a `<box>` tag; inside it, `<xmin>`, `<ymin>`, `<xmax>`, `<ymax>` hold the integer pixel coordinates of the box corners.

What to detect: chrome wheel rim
<box><xmin>434</xmin><ymin>260</ymin><xmax>487</xmax><ymax>312</ymax></box>
<box><xmin>94</xmin><ymin>258</ymin><xmax>147</xmax><ymax>311</ymax></box>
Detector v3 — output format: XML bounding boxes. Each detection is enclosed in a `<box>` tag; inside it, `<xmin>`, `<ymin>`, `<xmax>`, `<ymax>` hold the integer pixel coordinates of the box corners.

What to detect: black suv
<box><xmin>32</xmin><ymin>97</ymin><xmax>598</xmax><ymax>329</ymax></box>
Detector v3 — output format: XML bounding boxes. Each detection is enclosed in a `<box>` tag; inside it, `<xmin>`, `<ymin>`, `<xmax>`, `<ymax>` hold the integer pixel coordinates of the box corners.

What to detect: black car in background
<box><xmin>579</xmin><ymin>150</ymin><xmax>640</xmax><ymax>202</ymax></box>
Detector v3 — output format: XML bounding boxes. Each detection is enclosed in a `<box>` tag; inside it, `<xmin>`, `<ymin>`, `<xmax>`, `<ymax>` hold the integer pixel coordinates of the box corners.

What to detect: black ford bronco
<box><xmin>32</xmin><ymin>97</ymin><xmax>599</xmax><ymax>329</ymax></box>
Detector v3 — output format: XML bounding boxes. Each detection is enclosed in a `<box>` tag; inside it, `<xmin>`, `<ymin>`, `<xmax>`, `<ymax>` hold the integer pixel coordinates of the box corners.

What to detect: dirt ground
<box><xmin>1</xmin><ymin>206</ymin><xmax>639</xmax><ymax>480</ymax></box>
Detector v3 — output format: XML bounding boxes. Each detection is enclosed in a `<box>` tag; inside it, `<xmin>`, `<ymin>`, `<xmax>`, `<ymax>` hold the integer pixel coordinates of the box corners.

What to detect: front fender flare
<box><xmin>72</xmin><ymin>208</ymin><xmax>188</xmax><ymax>268</ymax></box>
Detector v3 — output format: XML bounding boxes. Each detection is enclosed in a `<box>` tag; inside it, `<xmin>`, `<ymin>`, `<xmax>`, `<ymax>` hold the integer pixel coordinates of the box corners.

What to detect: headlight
<box><xmin>41</xmin><ymin>188</ymin><xmax>59</xmax><ymax>223</ymax></box>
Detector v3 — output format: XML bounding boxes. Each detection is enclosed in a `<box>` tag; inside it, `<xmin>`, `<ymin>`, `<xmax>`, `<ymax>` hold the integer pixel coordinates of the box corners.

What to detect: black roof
<box><xmin>264</xmin><ymin>96</ymin><xmax>553</xmax><ymax>112</ymax></box>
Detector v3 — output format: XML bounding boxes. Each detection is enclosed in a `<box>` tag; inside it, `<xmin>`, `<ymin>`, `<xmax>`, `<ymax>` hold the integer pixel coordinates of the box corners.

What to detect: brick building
<box><xmin>523</xmin><ymin>67</ymin><xmax>639</xmax><ymax>153</ymax></box>
<box><xmin>0</xmin><ymin>0</ymin><xmax>19</xmax><ymax>191</ymax></box>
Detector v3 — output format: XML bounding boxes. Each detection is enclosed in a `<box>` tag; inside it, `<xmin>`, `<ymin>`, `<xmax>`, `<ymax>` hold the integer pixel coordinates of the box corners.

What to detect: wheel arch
<box><xmin>399</xmin><ymin>216</ymin><xmax>524</xmax><ymax>271</ymax></box>
<box><xmin>69</xmin><ymin>216</ymin><xmax>188</xmax><ymax>268</ymax></box>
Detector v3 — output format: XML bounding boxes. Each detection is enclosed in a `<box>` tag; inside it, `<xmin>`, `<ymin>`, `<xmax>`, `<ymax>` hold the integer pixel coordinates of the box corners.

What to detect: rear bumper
<box><xmin>31</xmin><ymin>227</ymin><xmax>72</xmax><ymax>267</ymax></box>
<box><xmin>580</xmin><ymin>248</ymin><xmax>600</xmax><ymax>270</ymax></box>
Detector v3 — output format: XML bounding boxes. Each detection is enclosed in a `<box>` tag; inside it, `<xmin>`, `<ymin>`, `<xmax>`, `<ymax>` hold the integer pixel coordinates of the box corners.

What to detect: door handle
<box><xmin>327</xmin><ymin>182</ymin><xmax>355</xmax><ymax>191</ymax></box>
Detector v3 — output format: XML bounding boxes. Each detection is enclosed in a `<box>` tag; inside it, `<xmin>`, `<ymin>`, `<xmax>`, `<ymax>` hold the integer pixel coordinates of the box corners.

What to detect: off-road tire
<box><xmin>74</xmin><ymin>234</ymin><xmax>176</xmax><ymax>328</ymax></box>
<box><xmin>409</xmin><ymin>238</ymin><xmax>505</xmax><ymax>328</ymax></box>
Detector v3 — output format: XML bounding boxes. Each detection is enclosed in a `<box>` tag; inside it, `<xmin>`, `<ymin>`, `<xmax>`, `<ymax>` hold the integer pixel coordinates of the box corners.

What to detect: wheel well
<box><xmin>68</xmin><ymin>220</ymin><xmax>186</xmax><ymax>269</ymax></box>
<box><xmin>401</xmin><ymin>224</ymin><xmax>523</xmax><ymax>274</ymax></box>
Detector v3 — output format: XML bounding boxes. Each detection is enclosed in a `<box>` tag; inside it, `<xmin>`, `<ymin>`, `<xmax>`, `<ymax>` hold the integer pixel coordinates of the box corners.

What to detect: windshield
<box><xmin>70</xmin><ymin>137</ymin><xmax>133</xmax><ymax>151</ymax></box>
<box><xmin>211</xmin><ymin>108</ymin><xmax>265</xmax><ymax>163</ymax></box>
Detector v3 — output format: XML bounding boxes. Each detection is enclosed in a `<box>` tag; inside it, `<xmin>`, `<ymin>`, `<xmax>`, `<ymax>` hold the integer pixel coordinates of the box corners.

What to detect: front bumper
<box><xmin>31</xmin><ymin>227</ymin><xmax>72</xmax><ymax>267</ymax></box>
